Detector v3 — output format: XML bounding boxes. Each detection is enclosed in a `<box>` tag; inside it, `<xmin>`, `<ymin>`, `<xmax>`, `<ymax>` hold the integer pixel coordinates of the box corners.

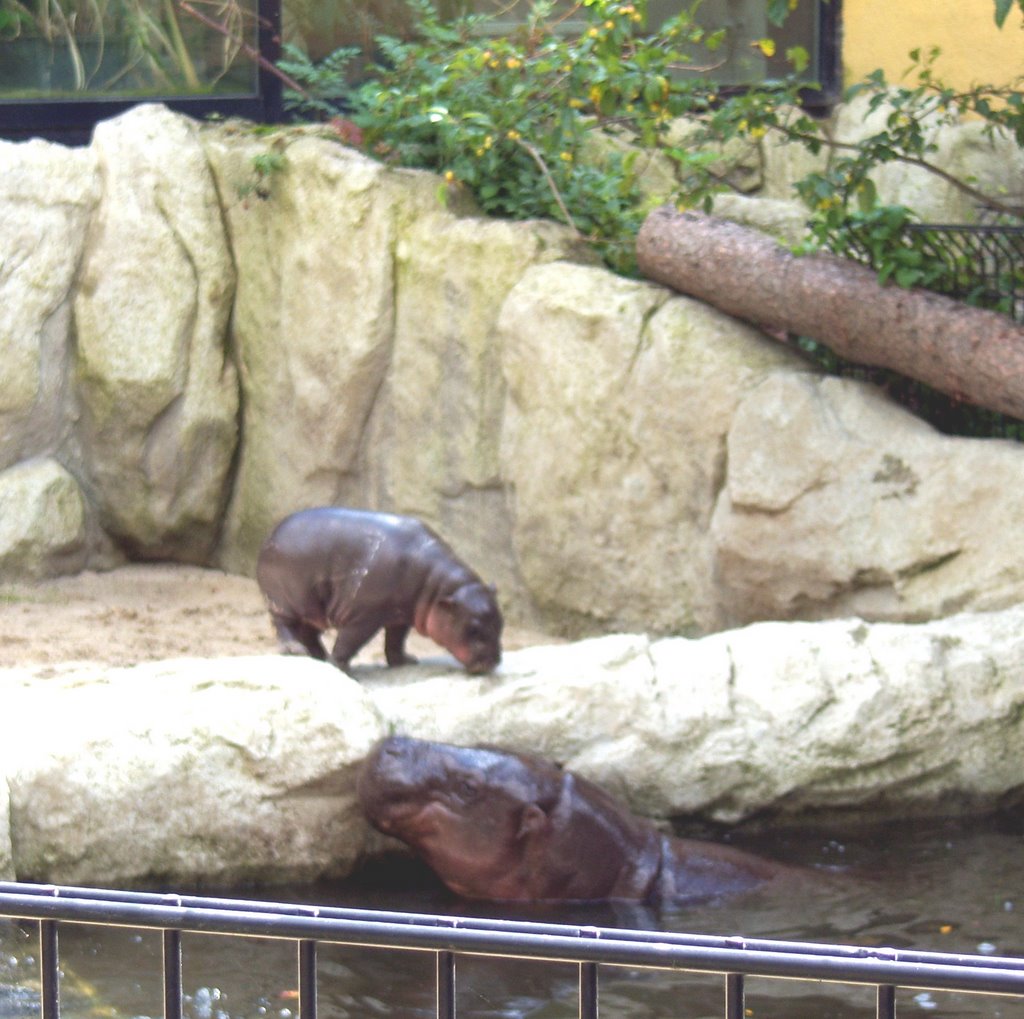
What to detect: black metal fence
<box><xmin>842</xmin><ymin>223</ymin><xmax>1024</xmax><ymax>322</ymax></box>
<box><xmin>2</xmin><ymin>882</ymin><xmax>1024</xmax><ymax>1019</ymax></box>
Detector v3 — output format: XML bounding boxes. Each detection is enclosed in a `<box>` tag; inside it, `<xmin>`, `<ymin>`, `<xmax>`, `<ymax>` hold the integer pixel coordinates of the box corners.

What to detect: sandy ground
<box><xmin>0</xmin><ymin>564</ymin><xmax>556</xmax><ymax>670</ymax></box>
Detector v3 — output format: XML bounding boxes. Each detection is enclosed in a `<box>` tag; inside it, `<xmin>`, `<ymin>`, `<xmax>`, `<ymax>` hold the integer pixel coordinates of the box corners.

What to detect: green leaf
<box><xmin>766</xmin><ymin>0</ymin><xmax>790</xmax><ymax>27</ymax></box>
<box><xmin>994</xmin><ymin>0</ymin><xmax>1013</xmax><ymax>26</ymax></box>
<box><xmin>785</xmin><ymin>45</ymin><xmax>809</xmax><ymax>74</ymax></box>
<box><xmin>855</xmin><ymin>178</ymin><xmax>877</xmax><ymax>213</ymax></box>
<box><xmin>894</xmin><ymin>266</ymin><xmax>922</xmax><ymax>288</ymax></box>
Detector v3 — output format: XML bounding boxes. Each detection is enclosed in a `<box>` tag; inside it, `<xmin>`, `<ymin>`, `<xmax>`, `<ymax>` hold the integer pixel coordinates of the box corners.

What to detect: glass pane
<box><xmin>0</xmin><ymin>0</ymin><xmax>260</xmax><ymax>98</ymax></box>
<box><xmin>280</xmin><ymin>0</ymin><xmax>818</xmax><ymax>83</ymax></box>
<box><xmin>685</xmin><ymin>0</ymin><xmax>820</xmax><ymax>83</ymax></box>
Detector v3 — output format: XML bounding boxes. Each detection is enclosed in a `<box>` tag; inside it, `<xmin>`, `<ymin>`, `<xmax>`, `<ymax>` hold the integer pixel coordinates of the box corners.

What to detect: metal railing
<box><xmin>2</xmin><ymin>882</ymin><xmax>1024</xmax><ymax>1019</ymax></box>
<box><xmin>839</xmin><ymin>223</ymin><xmax>1024</xmax><ymax>322</ymax></box>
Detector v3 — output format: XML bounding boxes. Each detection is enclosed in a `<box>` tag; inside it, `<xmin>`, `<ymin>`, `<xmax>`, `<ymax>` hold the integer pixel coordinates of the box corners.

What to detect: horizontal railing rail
<box><xmin>2</xmin><ymin>882</ymin><xmax>1023</xmax><ymax>1019</ymax></box>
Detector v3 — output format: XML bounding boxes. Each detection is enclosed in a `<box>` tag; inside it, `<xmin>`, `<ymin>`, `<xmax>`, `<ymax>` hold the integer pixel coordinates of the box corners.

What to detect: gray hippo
<box><xmin>357</xmin><ymin>735</ymin><xmax>794</xmax><ymax>903</ymax></box>
<box><xmin>256</xmin><ymin>508</ymin><xmax>502</xmax><ymax>674</ymax></box>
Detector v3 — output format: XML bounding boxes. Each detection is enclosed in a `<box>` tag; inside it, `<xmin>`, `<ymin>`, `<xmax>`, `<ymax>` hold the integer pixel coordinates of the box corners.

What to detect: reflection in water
<box><xmin>2</xmin><ymin>814</ymin><xmax>1023</xmax><ymax>1019</ymax></box>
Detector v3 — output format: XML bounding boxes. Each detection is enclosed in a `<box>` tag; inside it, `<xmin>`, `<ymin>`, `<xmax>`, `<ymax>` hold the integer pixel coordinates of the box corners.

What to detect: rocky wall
<box><xmin>3</xmin><ymin>602</ymin><xmax>1023</xmax><ymax>885</ymax></box>
<box><xmin>3</xmin><ymin>103</ymin><xmax>1024</xmax><ymax>637</ymax></box>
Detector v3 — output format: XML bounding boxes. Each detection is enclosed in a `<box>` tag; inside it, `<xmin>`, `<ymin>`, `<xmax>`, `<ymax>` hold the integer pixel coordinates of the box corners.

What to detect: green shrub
<box><xmin>280</xmin><ymin>0</ymin><xmax>745</xmax><ymax>273</ymax></box>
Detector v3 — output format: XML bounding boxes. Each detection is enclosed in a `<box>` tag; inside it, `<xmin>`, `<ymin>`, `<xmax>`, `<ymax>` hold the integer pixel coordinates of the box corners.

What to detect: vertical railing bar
<box><xmin>39</xmin><ymin>918</ymin><xmax>60</xmax><ymax>1019</ymax></box>
<box><xmin>298</xmin><ymin>939</ymin><xmax>317</xmax><ymax>1019</ymax></box>
<box><xmin>877</xmin><ymin>983</ymin><xmax>897</xmax><ymax>1019</ymax></box>
<box><xmin>162</xmin><ymin>929</ymin><xmax>183</xmax><ymax>1019</ymax></box>
<box><xmin>724</xmin><ymin>972</ymin><xmax>744</xmax><ymax>1019</ymax></box>
<box><xmin>436</xmin><ymin>949</ymin><xmax>456</xmax><ymax>1019</ymax></box>
<box><xmin>579</xmin><ymin>961</ymin><xmax>598</xmax><ymax>1019</ymax></box>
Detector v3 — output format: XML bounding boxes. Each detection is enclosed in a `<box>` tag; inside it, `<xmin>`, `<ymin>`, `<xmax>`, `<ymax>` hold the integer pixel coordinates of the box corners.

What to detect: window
<box><xmin>0</xmin><ymin>0</ymin><xmax>281</xmax><ymax>141</ymax></box>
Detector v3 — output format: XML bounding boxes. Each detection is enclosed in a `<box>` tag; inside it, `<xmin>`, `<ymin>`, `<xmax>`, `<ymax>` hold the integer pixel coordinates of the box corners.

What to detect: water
<box><xmin>2</xmin><ymin>812</ymin><xmax>1023</xmax><ymax>1019</ymax></box>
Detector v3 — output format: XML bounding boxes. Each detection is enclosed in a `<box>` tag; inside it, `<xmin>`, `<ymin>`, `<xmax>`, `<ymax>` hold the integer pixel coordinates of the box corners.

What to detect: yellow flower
<box><xmin>506</xmin><ymin>129</ymin><xmax>522</xmax><ymax>140</ymax></box>
<box><xmin>444</xmin><ymin>170</ymin><xmax>456</xmax><ymax>182</ymax></box>
<box><xmin>483</xmin><ymin>135</ymin><xmax>493</xmax><ymax>149</ymax></box>
<box><xmin>559</xmin><ymin>151</ymin><xmax>573</xmax><ymax>162</ymax></box>
<box><xmin>604</xmin><ymin>19</ymin><xmax>614</xmax><ymax>28</ymax></box>
<box><xmin>587</xmin><ymin>26</ymin><xmax>599</xmax><ymax>37</ymax></box>
<box><xmin>506</xmin><ymin>56</ymin><xmax>522</xmax><ymax>69</ymax></box>
<box><xmin>588</xmin><ymin>85</ymin><xmax>602</xmax><ymax>105</ymax></box>
<box><xmin>569</xmin><ymin>97</ymin><xmax>585</xmax><ymax>108</ymax></box>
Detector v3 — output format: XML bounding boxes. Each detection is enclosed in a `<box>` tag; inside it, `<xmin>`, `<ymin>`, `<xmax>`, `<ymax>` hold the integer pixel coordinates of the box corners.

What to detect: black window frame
<box><xmin>803</xmin><ymin>0</ymin><xmax>842</xmax><ymax>114</ymax></box>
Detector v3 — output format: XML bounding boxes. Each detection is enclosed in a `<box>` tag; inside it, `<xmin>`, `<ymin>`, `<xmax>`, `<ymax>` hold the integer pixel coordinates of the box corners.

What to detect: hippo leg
<box><xmin>271</xmin><ymin>615</ymin><xmax>327</xmax><ymax>660</ymax></box>
<box><xmin>384</xmin><ymin>624</ymin><xmax>418</xmax><ymax>667</ymax></box>
<box><xmin>330</xmin><ymin>621</ymin><xmax>382</xmax><ymax>672</ymax></box>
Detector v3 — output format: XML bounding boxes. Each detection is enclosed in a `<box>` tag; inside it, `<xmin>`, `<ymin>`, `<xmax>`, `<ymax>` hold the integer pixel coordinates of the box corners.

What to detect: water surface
<box><xmin>2</xmin><ymin>813</ymin><xmax>1022</xmax><ymax>1019</ymax></box>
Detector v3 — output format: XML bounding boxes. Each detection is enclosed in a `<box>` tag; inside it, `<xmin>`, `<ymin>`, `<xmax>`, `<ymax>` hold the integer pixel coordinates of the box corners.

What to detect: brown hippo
<box><xmin>256</xmin><ymin>508</ymin><xmax>502</xmax><ymax>674</ymax></box>
<box><xmin>357</xmin><ymin>736</ymin><xmax>791</xmax><ymax>903</ymax></box>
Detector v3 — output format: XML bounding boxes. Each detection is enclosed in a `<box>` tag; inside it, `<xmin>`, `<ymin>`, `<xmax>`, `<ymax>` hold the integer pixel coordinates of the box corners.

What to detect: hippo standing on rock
<box><xmin>256</xmin><ymin>508</ymin><xmax>503</xmax><ymax>674</ymax></box>
<box><xmin>358</xmin><ymin>735</ymin><xmax>794</xmax><ymax>903</ymax></box>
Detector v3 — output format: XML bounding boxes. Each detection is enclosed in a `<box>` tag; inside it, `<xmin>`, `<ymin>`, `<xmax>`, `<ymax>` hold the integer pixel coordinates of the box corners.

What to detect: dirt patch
<box><xmin>0</xmin><ymin>564</ymin><xmax>557</xmax><ymax>669</ymax></box>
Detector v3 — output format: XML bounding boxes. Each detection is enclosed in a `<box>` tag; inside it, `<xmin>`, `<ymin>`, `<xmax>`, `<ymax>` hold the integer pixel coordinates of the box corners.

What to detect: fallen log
<box><xmin>636</xmin><ymin>207</ymin><xmax>1024</xmax><ymax>422</ymax></box>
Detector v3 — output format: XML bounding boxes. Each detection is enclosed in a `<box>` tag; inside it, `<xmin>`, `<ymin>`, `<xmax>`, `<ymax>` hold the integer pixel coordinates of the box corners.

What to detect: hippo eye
<box><xmin>456</xmin><ymin>776</ymin><xmax>481</xmax><ymax>801</ymax></box>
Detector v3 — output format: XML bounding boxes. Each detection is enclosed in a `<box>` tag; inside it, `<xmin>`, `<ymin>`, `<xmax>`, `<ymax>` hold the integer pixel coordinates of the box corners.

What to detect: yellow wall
<box><xmin>842</xmin><ymin>0</ymin><xmax>1023</xmax><ymax>89</ymax></box>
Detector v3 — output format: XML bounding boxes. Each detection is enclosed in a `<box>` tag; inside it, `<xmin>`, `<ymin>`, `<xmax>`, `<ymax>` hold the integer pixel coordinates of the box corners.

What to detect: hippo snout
<box><xmin>464</xmin><ymin>651</ymin><xmax>500</xmax><ymax>675</ymax></box>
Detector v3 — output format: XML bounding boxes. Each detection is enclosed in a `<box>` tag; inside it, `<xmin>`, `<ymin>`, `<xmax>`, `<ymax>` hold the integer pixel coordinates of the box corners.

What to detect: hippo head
<box><xmin>357</xmin><ymin>735</ymin><xmax>564</xmax><ymax>900</ymax></box>
<box><xmin>426</xmin><ymin>582</ymin><xmax>503</xmax><ymax>674</ymax></box>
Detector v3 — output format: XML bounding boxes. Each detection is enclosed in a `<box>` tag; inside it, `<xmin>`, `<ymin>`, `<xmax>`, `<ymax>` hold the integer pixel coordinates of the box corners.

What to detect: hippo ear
<box><xmin>516</xmin><ymin>803</ymin><xmax>548</xmax><ymax>840</ymax></box>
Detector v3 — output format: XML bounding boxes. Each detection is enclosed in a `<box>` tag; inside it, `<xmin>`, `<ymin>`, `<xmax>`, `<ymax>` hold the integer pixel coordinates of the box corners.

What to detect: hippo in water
<box><xmin>256</xmin><ymin>508</ymin><xmax>502</xmax><ymax>674</ymax></box>
<box><xmin>357</xmin><ymin>736</ymin><xmax>792</xmax><ymax>903</ymax></box>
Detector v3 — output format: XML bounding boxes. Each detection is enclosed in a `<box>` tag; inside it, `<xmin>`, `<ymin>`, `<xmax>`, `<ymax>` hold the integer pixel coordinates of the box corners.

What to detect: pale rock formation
<box><xmin>362</xmin><ymin>606</ymin><xmax>1024</xmax><ymax>824</ymax></box>
<box><xmin>2</xmin><ymin>605</ymin><xmax>1023</xmax><ymax>885</ymax></box>
<box><xmin>831</xmin><ymin>94</ymin><xmax>1024</xmax><ymax>223</ymax></box>
<box><xmin>0</xmin><ymin>138</ymin><xmax>98</xmax><ymax>472</ymax></box>
<box><xmin>711</xmin><ymin>374</ymin><xmax>1024</xmax><ymax>625</ymax></box>
<box><xmin>73</xmin><ymin>105</ymin><xmax>239</xmax><ymax>560</ymax></box>
<box><xmin>3</xmin><ymin>656</ymin><xmax>384</xmax><ymax>886</ymax></box>
<box><xmin>498</xmin><ymin>263</ymin><xmax>809</xmax><ymax>634</ymax></box>
<box><xmin>0</xmin><ymin>458</ymin><xmax>88</xmax><ymax>579</ymax></box>
<box><xmin>1</xmin><ymin>104</ymin><xmax>1023</xmax><ymax>638</ymax></box>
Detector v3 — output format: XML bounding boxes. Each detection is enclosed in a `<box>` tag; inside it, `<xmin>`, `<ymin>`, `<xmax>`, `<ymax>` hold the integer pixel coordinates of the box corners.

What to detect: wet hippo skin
<box><xmin>357</xmin><ymin>736</ymin><xmax>792</xmax><ymax>903</ymax></box>
<box><xmin>256</xmin><ymin>508</ymin><xmax>502</xmax><ymax>674</ymax></box>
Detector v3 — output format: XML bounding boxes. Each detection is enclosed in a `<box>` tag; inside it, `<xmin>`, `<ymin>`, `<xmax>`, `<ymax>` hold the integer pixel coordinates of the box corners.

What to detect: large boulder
<box><xmin>359</xmin><ymin>211</ymin><xmax>588</xmax><ymax>613</ymax></box>
<box><xmin>363</xmin><ymin>604</ymin><xmax>1024</xmax><ymax>824</ymax></box>
<box><xmin>0</xmin><ymin>138</ymin><xmax>99</xmax><ymax>472</ymax></box>
<box><xmin>0</xmin><ymin>458</ymin><xmax>88</xmax><ymax>580</ymax></box>
<box><xmin>710</xmin><ymin>373</ymin><xmax>1024</xmax><ymax>625</ymax></box>
<box><xmin>499</xmin><ymin>263</ymin><xmax>808</xmax><ymax>634</ymax></box>
<box><xmin>3</xmin><ymin>656</ymin><xmax>385</xmax><ymax>887</ymax></box>
<box><xmin>831</xmin><ymin>94</ymin><xmax>1024</xmax><ymax>223</ymax></box>
<box><xmin>203</xmin><ymin>127</ymin><xmax>587</xmax><ymax>586</ymax></box>
<box><xmin>4</xmin><ymin>605</ymin><xmax>1022</xmax><ymax>886</ymax></box>
<box><xmin>73</xmin><ymin>105</ymin><xmax>239</xmax><ymax>561</ymax></box>
<box><xmin>201</xmin><ymin>134</ymin><xmax>410</xmax><ymax>573</ymax></box>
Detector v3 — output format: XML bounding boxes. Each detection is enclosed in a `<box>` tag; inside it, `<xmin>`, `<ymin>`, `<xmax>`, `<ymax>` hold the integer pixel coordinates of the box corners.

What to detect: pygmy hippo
<box><xmin>357</xmin><ymin>735</ymin><xmax>791</xmax><ymax>903</ymax></box>
<box><xmin>256</xmin><ymin>508</ymin><xmax>502</xmax><ymax>674</ymax></box>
